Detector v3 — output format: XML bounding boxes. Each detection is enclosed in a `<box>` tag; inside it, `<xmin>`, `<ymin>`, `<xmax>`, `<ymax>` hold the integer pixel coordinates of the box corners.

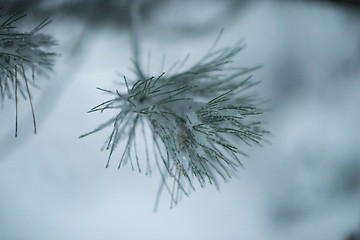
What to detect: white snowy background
<box><xmin>1</xmin><ymin>1</ymin><xmax>360</xmax><ymax>239</ymax></box>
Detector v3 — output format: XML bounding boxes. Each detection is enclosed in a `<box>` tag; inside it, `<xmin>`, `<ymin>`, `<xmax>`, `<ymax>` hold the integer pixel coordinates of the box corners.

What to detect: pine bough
<box><xmin>81</xmin><ymin>39</ymin><xmax>268</xmax><ymax>208</ymax></box>
<box><xmin>0</xmin><ymin>10</ymin><xmax>56</xmax><ymax>136</ymax></box>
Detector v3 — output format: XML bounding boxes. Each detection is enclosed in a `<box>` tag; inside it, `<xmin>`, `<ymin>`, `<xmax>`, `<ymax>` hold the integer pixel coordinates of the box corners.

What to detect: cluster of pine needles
<box><xmin>0</xmin><ymin>10</ymin><xmax>56</xmax><ymax>136</ymax></box>
<box><xmin>80</xmin><ymin>36</ymin><xmax>268</xmax><ymax>209</ymax></box>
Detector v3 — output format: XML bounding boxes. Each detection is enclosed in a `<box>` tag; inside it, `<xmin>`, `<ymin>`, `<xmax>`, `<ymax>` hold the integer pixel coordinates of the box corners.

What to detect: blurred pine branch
<box><xmin>0</xmin><ymin>9</ymin><xmax>57</xmax><ymax>136</ymax></box>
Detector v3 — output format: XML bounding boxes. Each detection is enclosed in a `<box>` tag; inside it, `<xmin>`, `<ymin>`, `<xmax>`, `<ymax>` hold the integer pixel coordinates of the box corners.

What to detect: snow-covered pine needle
<box><xmin>80</xmin><ymin>40</ymin><xmax>268</xmax><ymax>208</ymax></box>
<box><xmin>0</xmin><ymin>10</ymin><xmax>57</xmax><ymax>136</ymax></box>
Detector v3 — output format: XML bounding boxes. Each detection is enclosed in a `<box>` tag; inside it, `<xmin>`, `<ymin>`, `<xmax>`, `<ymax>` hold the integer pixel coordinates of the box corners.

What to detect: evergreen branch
<box><xmin>0</xmin><ymin>10</ymin><xmax>57</xmax><ymax>136</ymax></box>
<box><xmin>81</xmin><ymin>37</ymin><xmax>268</xmax><ymax>208</ymax></box>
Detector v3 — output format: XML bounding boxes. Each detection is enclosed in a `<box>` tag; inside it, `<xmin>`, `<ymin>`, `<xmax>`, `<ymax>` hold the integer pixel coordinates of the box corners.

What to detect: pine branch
<box><xmin>80</xmin><ymin>39</ymin><xmax>268</xmax><ymax>209</ymax></box>
<box><xmin>0</xmin><ymin>10</ymin><xmax>57</xmax><ymax>136</ymax></box>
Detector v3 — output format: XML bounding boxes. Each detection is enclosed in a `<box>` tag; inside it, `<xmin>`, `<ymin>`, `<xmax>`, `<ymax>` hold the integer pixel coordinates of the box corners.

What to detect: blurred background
<box><xmin>0</xmin><ymin>0</ymin><xmax>360</xmax><ymax>239</ymax></box>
